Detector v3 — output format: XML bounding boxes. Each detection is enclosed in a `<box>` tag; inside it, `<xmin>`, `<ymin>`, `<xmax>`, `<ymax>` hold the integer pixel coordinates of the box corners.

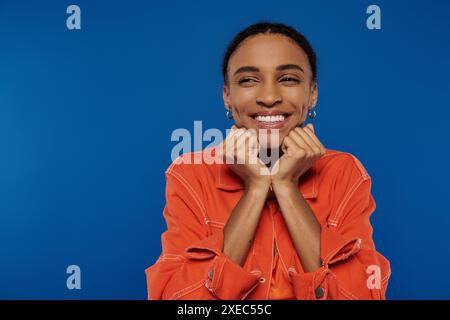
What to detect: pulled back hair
<box><xmin>222</xmin><ymin>21</ymin><xmax>317</xmax><ymax>86</ymax></box>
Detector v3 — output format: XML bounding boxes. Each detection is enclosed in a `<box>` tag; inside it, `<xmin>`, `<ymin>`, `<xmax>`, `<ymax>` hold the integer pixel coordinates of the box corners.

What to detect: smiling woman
<box><xmin>145</xmin><ymin>21</ymin><xmax>391</xmax><ymax>300</ymax></box>
<box><xmin>222</xmin><ymin>27</ymin><xmax>318</xmax><ymax>149</ymax></box>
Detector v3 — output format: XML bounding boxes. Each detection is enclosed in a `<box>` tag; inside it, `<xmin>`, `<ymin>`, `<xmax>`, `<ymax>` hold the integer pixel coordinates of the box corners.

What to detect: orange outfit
<box><xmin>145</xmin><ymin>147</ymin><xmax>391</xmax><ymax>300</ymax></box>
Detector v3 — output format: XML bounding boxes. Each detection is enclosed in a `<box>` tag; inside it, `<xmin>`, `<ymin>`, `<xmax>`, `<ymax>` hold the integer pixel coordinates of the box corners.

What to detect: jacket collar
<box><xmin>214</xmin><ymin>149</ymin><xmax>318</xmax><ymax>199</ymax></box>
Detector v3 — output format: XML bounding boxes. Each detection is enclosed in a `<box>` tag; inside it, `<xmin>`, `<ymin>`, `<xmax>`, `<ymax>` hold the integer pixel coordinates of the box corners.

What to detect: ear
<box><xmin>222</xmin><ymin>84</ymin><xmax>231</xmax><ymax>111</ymax></box>
<box><xmin>309</xmin><ymin>81</ymin><xmax>318</xmax><ymax>108</ymax></box>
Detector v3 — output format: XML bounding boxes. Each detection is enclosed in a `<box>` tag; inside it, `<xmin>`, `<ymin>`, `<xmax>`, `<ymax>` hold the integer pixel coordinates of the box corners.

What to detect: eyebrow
<box><xmin>233</xmin><ymin>64</ymin><xmax>304</xmax><ymax>76</ymax></box>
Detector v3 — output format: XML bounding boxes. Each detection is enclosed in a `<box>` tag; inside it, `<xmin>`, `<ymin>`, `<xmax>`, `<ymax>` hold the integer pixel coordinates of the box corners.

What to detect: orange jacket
<box><xmin>145</xmin><ymin>147</ymin><xmax>391</xmax><ymax>300</ymax></box>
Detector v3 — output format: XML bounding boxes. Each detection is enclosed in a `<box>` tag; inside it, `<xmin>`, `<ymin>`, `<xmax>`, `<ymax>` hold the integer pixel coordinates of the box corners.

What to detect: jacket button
<box><xmin>207</xmin><ymin>269</ymin><xmax>214</xmax><ymax>280</ymax></box>
<box><xmin>315</xmin><ymin>287</ymin><xmax>325</xmax><ymax>299</ymax></box>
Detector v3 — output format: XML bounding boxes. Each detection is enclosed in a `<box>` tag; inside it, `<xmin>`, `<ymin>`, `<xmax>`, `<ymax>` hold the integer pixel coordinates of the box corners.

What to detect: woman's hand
<box><xmin>220</xmin><ymin>126</ymin><xmax>271</xmax><ymax>267</ymax></box>
<box><xmin>218</xmin><ymin>125</ymin><xmax>271</xmax><ymax>190</ymax></box>
<box><xmin>271</xmin><ymin>124</ymin><xmax>326</xmax><ymax>189</ymax></box>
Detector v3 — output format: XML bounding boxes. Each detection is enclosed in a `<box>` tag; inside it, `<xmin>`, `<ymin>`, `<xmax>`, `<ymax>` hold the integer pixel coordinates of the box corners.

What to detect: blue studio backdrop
<box><xmin>1</xmin><ymin>0</ymin><xmax>449</xmax><ymax>299</ymax></box>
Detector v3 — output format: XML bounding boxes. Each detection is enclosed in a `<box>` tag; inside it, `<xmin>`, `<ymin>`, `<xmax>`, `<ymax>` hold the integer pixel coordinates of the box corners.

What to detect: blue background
<box><xmin>1</xmin><ymin>0</ymin><xmax>449</xmax><ymax>299</ymax></box>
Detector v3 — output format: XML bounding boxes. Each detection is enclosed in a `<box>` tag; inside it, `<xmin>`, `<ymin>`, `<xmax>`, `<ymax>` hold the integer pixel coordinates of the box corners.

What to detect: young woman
<box><xmin>146</xmin><ymin>22</ymin><xmax>390</xmax><ymax>300</ymax></box>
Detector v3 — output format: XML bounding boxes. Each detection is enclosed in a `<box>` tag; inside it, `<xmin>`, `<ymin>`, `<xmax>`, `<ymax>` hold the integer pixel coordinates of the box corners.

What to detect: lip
<box><xmin>250</xmin><ymin>110</ymin><xmax>288</xmax><ymax>117</ymax></box>
<box><xmin>250</xmin><ymin>112</ymin><xmax>291</xmax><ymax>129</ymax></box>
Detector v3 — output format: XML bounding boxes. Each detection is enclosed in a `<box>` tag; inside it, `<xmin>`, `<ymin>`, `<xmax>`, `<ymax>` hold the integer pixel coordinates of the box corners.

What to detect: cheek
<box><xmin>230</xmin><ymin>89</ymin><xmax>254</xmax><ymax>111</ymax></box>
<box><xmin>290</xmin><ymin>109</ymin><xmax>308</xmax><ymax>128</ymax></box>
<box><xmin>291</xmin><ymin>92</ymin><xmax>311</xmax><ymax>116</ymax></box>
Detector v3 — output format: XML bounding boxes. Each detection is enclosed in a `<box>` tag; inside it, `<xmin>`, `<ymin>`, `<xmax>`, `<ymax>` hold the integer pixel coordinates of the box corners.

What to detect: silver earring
<box><xmin>308</xmin><ymin>108</ymin><xmax>316</xmax><ymax>119</ymax></box>
<box><xmin>226</xmin><ymin>109</ymin><xmax>233</xmax><ymax>120</ymax></box>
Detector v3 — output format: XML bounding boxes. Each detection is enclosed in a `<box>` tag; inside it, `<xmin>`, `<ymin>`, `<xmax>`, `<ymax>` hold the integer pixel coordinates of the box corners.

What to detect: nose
<box><xmin>256</xmin><ymin>82</ymin><xmax>282</xmax><ymax>108</ymax></box>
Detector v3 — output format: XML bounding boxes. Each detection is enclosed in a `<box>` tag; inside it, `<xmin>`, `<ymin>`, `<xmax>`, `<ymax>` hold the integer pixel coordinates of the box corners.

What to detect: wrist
<box><xmin>246</xmin><ymin>179</ymin><xmax>271</xmax><ymax>194</ymax></box>
<box><xmin>271</xmin><ymin>179</ymin><xmax>298</xmax><ymax>194</ymax></box>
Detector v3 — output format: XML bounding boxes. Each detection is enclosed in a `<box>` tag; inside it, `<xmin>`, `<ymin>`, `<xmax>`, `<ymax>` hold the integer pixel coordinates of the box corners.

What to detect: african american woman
<box><xmin>146</xmin><ymin>22</ymin><xmax>391</xmax><ymax>300</ymax></box>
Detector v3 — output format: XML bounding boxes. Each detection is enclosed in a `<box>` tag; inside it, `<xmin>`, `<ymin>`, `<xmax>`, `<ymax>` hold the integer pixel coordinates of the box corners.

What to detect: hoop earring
<box><xmin>226</xmin><ymin>109</ymin><xmax>233</xmax><ymax>120</ymax></box>
<box><xmin>308</xmin><ymin>108</ymin><xmax>316</xmax><ymax>119</ymax></box>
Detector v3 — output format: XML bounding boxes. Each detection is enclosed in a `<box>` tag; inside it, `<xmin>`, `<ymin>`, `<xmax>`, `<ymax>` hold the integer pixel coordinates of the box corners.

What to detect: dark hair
<box><xmin>222</xmin><ymin>21</ymin><xmax>317</xmax><ymax>86</ymax></box>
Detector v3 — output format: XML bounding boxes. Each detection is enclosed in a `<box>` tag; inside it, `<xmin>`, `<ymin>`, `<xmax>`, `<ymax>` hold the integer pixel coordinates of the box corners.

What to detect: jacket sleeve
<box><xmin>288</xmin><ymin>156</ymin><xmax>391</xmax><ymax>300</ymax></box>
<box><xmin>145</xmin><ymin>162</ymin><xmax>262</xmax><ymax>300</ymax></box>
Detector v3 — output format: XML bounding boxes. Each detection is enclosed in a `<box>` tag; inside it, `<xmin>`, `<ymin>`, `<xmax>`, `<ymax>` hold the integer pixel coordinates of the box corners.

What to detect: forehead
<box><xmin>228</xmin><ymin>33</ymin><xmax>310</xmax><ymax>74</ymax></box>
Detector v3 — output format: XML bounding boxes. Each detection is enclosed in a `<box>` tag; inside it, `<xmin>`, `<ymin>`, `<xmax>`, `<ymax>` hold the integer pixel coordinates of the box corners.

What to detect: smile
<box><xmin>255</xmin><ymin>115</ymin><xmax>285</xmax><ymax>122</ymax></box>
<box><xmin>251</xmin><ymin>113</ymin><xmax>290</xmax><ymax>129</ymax></box>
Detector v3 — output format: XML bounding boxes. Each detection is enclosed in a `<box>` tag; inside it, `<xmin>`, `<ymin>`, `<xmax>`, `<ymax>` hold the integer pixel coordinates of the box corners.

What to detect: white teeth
<box><xmin>254</xmin><ymin>115</ymin><xmax>285</xmax><ymax>122</ymax></box>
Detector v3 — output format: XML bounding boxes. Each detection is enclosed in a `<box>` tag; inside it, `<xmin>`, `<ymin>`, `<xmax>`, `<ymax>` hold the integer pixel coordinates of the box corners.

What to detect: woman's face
<box><xmin>223</xmin><ymin>33</ymin><xmax>318</xmax><ymax>149</ymax></box>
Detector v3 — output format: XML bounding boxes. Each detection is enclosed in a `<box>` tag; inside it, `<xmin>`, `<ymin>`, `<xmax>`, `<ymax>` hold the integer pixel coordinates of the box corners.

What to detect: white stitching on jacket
<box><xmin>167</xmin><ymin>169</ymin><xmax>208</xmax><ymax>223</ymax></box>
<box><xmin>169</xmin><ymin>278</ymin><xmax>208</xmax><ymax>300</ymax></box>
<box><xmin>328</xmin><ymin>176</ymin><xmax>367</xmax><ymax>227</ymax></box>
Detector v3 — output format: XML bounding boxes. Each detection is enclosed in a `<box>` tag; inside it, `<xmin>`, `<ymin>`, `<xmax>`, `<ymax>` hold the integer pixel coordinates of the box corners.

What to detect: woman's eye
<box><xmin>237</xmin><ymin>77</ymin><xmax>300</xmax><ymax>85</ymax></box>
<box><xmin>238</xmin><ymin>77</ymin><xmax>257</xmax><ymax>84</ymax></box>
<box><xmin>280</xmin><ymin>77</ymin><xmax>300</xmax><ymax>83</ymax></box>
